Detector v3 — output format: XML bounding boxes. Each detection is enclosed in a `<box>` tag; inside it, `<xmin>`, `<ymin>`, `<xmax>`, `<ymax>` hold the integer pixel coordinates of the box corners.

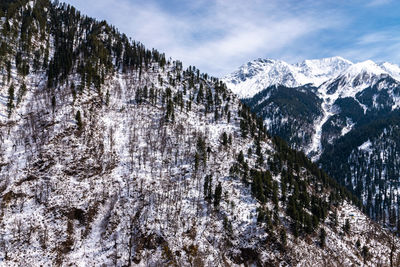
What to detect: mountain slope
<box><xmin>231</xmin><ymin>56</ymin><xmax>400</xmax><ymax>231</ymax></box>
<box><xmin>0</xmin><ymin>1</ymin><xmax>399</xmax><ymax>266</ymax></box>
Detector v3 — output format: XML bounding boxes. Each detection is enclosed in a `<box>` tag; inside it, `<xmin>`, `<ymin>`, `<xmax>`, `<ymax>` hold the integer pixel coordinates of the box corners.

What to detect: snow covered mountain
<box><xmin>223</xmin><ymin>56</ymin><xmax>400</xmax><ymax>100</ymax></box>
<box><xmin>230</xmin><ymin>56</ymin><xmax>400</xmax><ymax>232</ymax></box>
<box><xmin>1</xmin><ymin>1</ymin><xmax>399</xmax><ymax>266</ymax></box>
<box><xmin>223</xmin><ymin>56</ymin><xmax>353</xmax><ymax>98</ymax></box>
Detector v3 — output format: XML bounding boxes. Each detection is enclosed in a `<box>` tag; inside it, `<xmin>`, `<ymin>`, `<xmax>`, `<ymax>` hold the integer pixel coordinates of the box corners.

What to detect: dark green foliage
<box><xmin>244</xmin><ymin>85</ymin><xmax>322</xmax><ymax>121</ymax></box>
<box><xmin>320</xmin><ymin>228</ymin><xmax>326</xmax><ymax>248</ymax></box>
<box><xmin>292</xmin><ymin>221</ymin><xmax>299</xmax><ymax>238</ymax></box>
<box><xmin>362</xmin><ymin>245</ymin><xmax>369</xmax><ymax>264</ymax></box>
<box><xmin>343</xmin><ymin>218</ymin><xmax>350</xmax><ymax>234</ymax></box>
<box><xmin>333</xmin><ymin>97</ymin><xmax>364</xmax><ymax>122</ymax></box>
<box><xmin>356</xmin><ymin>79</ymin><xmax>395</xmax><ymax>113</ymax></box>
<box><xmin>257</xmin><ymin>207</ymin><xmax>273</xmax><ymax>230</ymax></box>
<box><xmin>0</xmin><ymin>0</ymin><xmax>169</xmax><ymax>96</ymax></box>
<box><xmin>165</xmin><ymin>99</ymin><xmax>174</xmax><ymax>122</ymax></box>
<box><xmin>214</xmin><ymin>182</ymin><xmax>222</xmax><ymax>207</ymax></box>
<box><xmin>51</xmin><ymin>95</ymin><xmax>56</xmax><ymax>110</ymax></box>
<box><xmin>6</xmin><ymin>61</ymin><xmax>11</xmax><ymax>84</ymax></box>
<box><xmin>238</xmin><ymin>104</ymin><xmax>267</xmax><ymax>140</ymax></box>
<box><xmin>196</xmin><ymin>136</ymin><xmax>207</xmax><ymax>167</ymax></box>
<box><xmin>221</xmin><ymin>132</ymin><xmax>228</xmax><ymax>147</ymax></box>
<box><xmin>0</xmin><ymin>41</ymin><xmax>8</xmax><ymax>60</ymax></box>
<box><xmin>243</xmin><ymin>85</ymin><xmax>322</xmax><ymax>148</ymax></box>
<box><xmin>15</xmin><ymin>52</ymin><xmax>29</xmax><ymax>76</ymax></box>
<box><xmin>223</xmin><ymin>216</ymin><xmax>232</xmax><ymax>235</ymax></box>
<box><xmin>1</xmin><ymin>0</ymin><xmax>21</xmax><ymax>13</ymax></box>
<box><xmin>273</xmin><ymin>136</ymin><xmax>359</xmax><ymax>207</ymax></box>
<box><xmin>240</xmin><ymin>119</ymin><xmax>248</xmax><ymax>138</ymax></box>
<box><xmin>251</xmin><ymin>170</ymin><xmax>266</xmax><ymax>203</ymax></box>
<box><xmin>204</xmin><ymin>175</ymin><xmax>212</xmax><ymax>202</ymax></box>
<box><xmin>237</xmin><ymin>150</ymin><xmax>244</xmax><ymax>164</ymax></box>
<box><xmin>196</xmin><ymin>83</ymin><xmax>203</xmax><ymax>103</ymax></box>
<box><xmin>319</xmin><ymin>111</ymin><xmax>400</xmax><ymax>225</ymax></box>
<box><xmin>105</xmin><ymin>89</ymin><xmax>110</xmax><ymax>106</ymax></box>
<box><xmin>7</xmin><ymin>83</ymin><xmax>15</xmax><ymax>117</ymax></box>
<box><xmin>75</xmin><ymin>110</ymin><xmax>83</xmax><ymax>131</ymax></box>
<box><xmin>247</xmin><ymin>135</ymin><xmax>358</xmax><ymax>237</ymax></box>
<box><xmin>272</xmin><ymin>181</ymin><xmax>279</xmax><ymax>206</ymax></box>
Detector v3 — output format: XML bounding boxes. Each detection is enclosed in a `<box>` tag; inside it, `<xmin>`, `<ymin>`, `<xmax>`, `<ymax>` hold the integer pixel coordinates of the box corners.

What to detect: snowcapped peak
<box><xmin>336</xmin><ymin>60</ymin><xmax>390</xmax><ymax>88</ymax></box>
<box><xmin>300</xmin><ymin>56</ymin><xmax>352</xmax><ymax>66</ymax></box>
<box><xmin>379</xmin><ymin>62</ymin><xmax>400</xmax><ymax>80</ymax></box>
<box><xmin>346</xmin><ymin>60</ymin><xmax>383</xmax><ymax>74</ymax></box>
<box><xmin>223</xmin><ymin>56</ymin><xmax>400</xmax><ymax>99</ymax></box>
<box><xmin>222</xmin><ymin>56</ymin><xmax>353</xmax><ymax>98</ymax></box>
<box><xmin>319</xmin><ymin>59</ymin><xmax>396</xmax><ymax>100</ymax></box>
<box><xmin>296</xmin><ymin>56</ymin><xmax>353</xmax><ymax>80</ymax></box>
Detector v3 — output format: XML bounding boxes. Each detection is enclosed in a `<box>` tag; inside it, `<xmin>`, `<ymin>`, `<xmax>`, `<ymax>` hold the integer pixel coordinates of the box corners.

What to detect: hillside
<box><xmin>0</xmin><ymin>1</ymin><xmax>399</xmax><ymax>266</ymax></box>
<box><xmin>228</xmin><ymin>57</ymin><xmax>400</xmax><ymax>233</ymax></box>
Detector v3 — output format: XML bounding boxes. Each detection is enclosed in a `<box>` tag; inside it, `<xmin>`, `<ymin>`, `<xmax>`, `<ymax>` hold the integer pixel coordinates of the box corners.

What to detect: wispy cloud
<box><xmin>63</xmin><ymin>0</ymin><xmax>400</xmax><ymax>76</ymax></box>
<box><xmin>356</xmin><ymin>30</ymin><xmax>400</xmax><ymax>45</ymax></box>
<box><xmin>64</xmin><ymin>0</ymin><xmax>346</xmax><ymax>76</ymax></box>
<box><xmin>336</xmin><ymin>28</ymin><xmax>400</xmax><ymax>63</ymax></box>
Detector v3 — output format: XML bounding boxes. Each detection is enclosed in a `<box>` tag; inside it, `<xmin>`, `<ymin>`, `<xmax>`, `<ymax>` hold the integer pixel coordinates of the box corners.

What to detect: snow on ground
<box><xmin>358</xmin><ymin>140</ymin><xmax>372</xmax><ymax>153</ymax></box>
<box><xmin>341</xmin><ymin>118</ymin><xmax>355</xmax><ymax>136</ymax></box>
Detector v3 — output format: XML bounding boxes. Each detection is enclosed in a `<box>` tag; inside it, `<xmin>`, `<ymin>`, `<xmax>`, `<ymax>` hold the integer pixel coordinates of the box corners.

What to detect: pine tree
<box><xmin>197</xmin><ymin>83</ymin><xmax>203</xmax><ymax>103</ymax></box>
<box><xmin>237</xmin><ymin>151</ymin><xmax>244</xmax><ymax>165</ymax></box>
<box><xmin>7</xmin><ymin>83</ymin><xmax>15</xmax><ymax>117</ymax></box>
<box><xmin>17</xmin><ymin>82</ymin><xmax>27</xmax><ymax>105</ymax></box>
<box><xmin>354</xmin><ymin>240</ymin><xmax>361</xmax><ymax>252</ymax></box>
<box><xmin>320</xmin><ymin>228</ymin><xmax>326</xmax><ymax>248</ymax></box>
<box><xmin>51</xmin><ymin>95</ymin><xmax>56</xmax><ymax>111</ymax></box>
<box><xmin>362</xmin><ymin>245</ymin><xmax>369</xmax><ymax>264</ymax></box>
<box><xmin>221</xmin><ymin>132</ymin><xmax>228</xmax><ymax>147</ymax></box>
<box><xmin>343</xmin><ymin>218</ymin><xmax>350</xmax><ymax>234</ymax></box>
<box><xmin>204</xmin><ymin>175</ymin><xmax>212</xmax><ymax>202</ymax></box>
<box><xmin>75</xmin><ymin>110</ymin><xmax>83</xmax><ymax>131</ymax></box>
<box><xmin>214</xmin><ymin>182</ymin><xmax>222</xmax><ymax>208</ymax></box>
<box><xmin>165</xmin><ymin>99</ymin><xmax>174</xmax><ymax>122</ymax></box>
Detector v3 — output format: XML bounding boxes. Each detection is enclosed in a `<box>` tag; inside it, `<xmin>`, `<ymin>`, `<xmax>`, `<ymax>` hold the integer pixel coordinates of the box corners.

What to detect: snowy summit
<box><xmin>223</xmin><ymin>57</ymin><xmax>400</xmax><ymax>98</ymax></box>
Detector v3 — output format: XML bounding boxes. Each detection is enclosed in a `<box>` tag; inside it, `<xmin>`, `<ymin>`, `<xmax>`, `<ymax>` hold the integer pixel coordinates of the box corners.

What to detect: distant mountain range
<box><xmin>223</xmin><ymin>56</ymin><xmax>400</xmax><ymax>99</ymax></box>
<box><xmin>224</xmin><ymin>56</ymin><xmax>400</xmax><ymax>228</ymax></box>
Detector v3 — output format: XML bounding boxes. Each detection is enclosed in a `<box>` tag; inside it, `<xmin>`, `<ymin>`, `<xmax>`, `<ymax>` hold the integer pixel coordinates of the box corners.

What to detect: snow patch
<box><xmin>358</xmin><ymin>140</ymin><xmax>372</xmax><ymax>152</ymax></box>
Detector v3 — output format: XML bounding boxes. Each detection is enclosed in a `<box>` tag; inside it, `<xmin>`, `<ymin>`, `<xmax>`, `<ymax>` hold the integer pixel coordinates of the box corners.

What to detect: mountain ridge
<box><xmin>223</xmin><ymin>56</ymin><xmax>400</xmax><ymax>99</ymax></box>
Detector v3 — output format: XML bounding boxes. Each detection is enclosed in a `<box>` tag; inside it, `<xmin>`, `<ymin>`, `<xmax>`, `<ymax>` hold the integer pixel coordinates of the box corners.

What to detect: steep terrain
<box><xmin>0</xmin><ymin>1</ymin><xmax>399</xmax><ymax>266</ymax></box>
<box><xmin>227</xmin><ymin>57</ymin><xmax>400</xmax><ymax>231</ymax></box>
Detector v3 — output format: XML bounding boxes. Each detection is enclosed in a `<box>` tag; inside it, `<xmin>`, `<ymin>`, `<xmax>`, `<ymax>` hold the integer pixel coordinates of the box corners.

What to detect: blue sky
<box><xmin>64</xmin><ymin>0</ymin><xmax>400</xmax><ymax>77</ymax></box>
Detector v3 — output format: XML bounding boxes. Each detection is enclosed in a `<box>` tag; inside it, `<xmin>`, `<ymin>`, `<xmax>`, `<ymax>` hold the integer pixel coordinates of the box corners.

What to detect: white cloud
<box><xmin>64</xmin><ymin>0</ymin><xmax>346</xmax><ymax>76</ymax></box>
<box><xmin>357</xmin><ymin>30</ymin><xmax>400</xmax><ymax>45</ymax></box>
<box><xmin>334</xmin><ymin>29</ymin><xmax>400</xmax><ymax>64</ymax></box>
